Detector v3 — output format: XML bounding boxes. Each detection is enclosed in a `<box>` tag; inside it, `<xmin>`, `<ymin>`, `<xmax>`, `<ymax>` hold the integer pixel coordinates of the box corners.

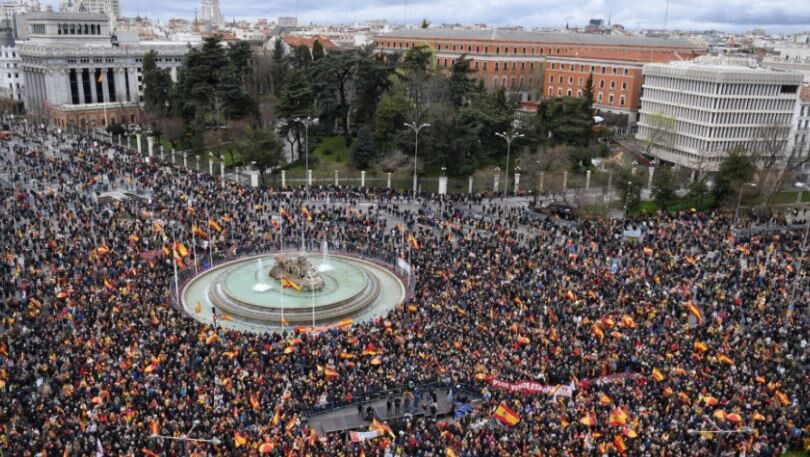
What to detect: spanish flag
<box><xmin>407</xmin><ymin>234</ymin><xmax>420</xmax><ymax>250</ymax></box>
<box><xmin>250</xmin><ymin>392</ymin><xmax>260</xmax><ymax>410</ymax></box>
<box><xmin>103</xmin><ymin>279</ymin><xmax>115</xmax><ymax>291</ymax></box>
<box><xmin>775</xmin><ymin>390</ymin><xmax>789</xmax><ymax>406</ymax></box>
<box><xmin>192</xmin><ymin>225</ymin><xmax>207</xmax><ymax>239</ymax></box>
<box><xmin>493</xmin><ymin>402</ymin><xmax>520</xmax><ymax>427</ymax></box>
<box><xmin>716</xmin><ymin>353</ymin><xmax>734</xmax><ymax>365</ymax></box>
<box><xmin>694</xmin><ymin>341</ymin><xmax>708</xmax><ymax>352</ymax></box>
<box><xmin>370</xmin><ymin>418</ymin><xmax>395</xmax><ymax>438</ymax></box>
<box><xmin>447</xmin><ymin>448</ymin><xmax>457</xmax><ymax>457</ymax></box>
<box><xmin>642</xmin><ymin>247</ymin><xmax>653</xmax><ymax>255</ymax></box>
<box><xmin>592</xmin><ymin>324</ymin><xmax>605</xmax><ymax>341</ymax></box>
<box><xmin>128</xmin><ymin>233</ymin><xmax>140</xmax><ymax>243</ymax></box>
<box><xmin>599</xmin><ymin>394</ymin><xmax>612</xmax><ymax>406</ymax></box>
<box><xmin>149</xmin><ymin>418</ymin><xmax>159</xmax><ymax>436</ymax></box>
<box><xmin>279</xmin><ymin>207</ymin><xmax>290</xmax><ymax>219</ymax></box>
<box><xmin>324</xmin><ymin>367</ymin><xmax>339</xmax><ymax>378</ymax></box>
<box><xmin>281</xmin><ymin>277</ymin><xmax>301</xmax><ymax>291</ymax></box>
<box><xmin>208</xmin><ymin>219</ymin><xmax>222</xmax><ymax>233</ymax></box>
<box><xmin>94</xmin><ymin>245</ymin><xmax>111</xmax><ymax>255</ymax></box>
<box><xmin>579</xmin><ymin>415</ymin><xmax>596</xmax><ymax>426</ymax></box>
<box><xmin>565</xmin><ymin>290</ymin><xmax>576</xmax><ymax>302</ymax></box>
<box><xmin>686</xmin><ymin>303</ymin><xmax>703</xmax><ymax>323</ymax></box>
<box><xmin>651</xmin><ymin>368</ymin><xmax>665</xmax><ymax>382</ymax></box>
<box><xmin>608</xmin><ymin>408</ymin><xmax>628</xmax><ymax>426</ymax></box>
<box><xmin>302</xmin><ymin>205</ymin><xmax>312</xmax><ymax>221</ymax></box>
<box><xmin>614</xmin><ymin>434</ymin><xmax>627</xmax><ymax>453</ymax></box>
<box><xmin>272</xmin><ymin>407</ymin><xmax>281</xmax><ymax>426</ymax></box>
<box><xmin>234</xmin><ymin>431</ymin><xmax>248</xmax><ymax>448</ymax></box>
<box><xmin>285</xmin><ymin>415</ymin><xmax>297</xmax><ymax>432</ymax></box>
<box><xmin>174</xmin><ymin>242</ymin><xmax>189</xmax><ymax>257</ymax></box>
<box><xmin>258</xmin><ymin>442</ymin><xmax>274</xmax><ymax>454</ymax></box>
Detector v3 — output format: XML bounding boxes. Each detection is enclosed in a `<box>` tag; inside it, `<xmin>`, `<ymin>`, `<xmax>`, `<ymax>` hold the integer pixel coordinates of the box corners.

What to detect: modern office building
<box><xmin>788</xmin><ymin>86</ymin><xmax>810</xmax><ymax>178</ymax></box>
<box><xmin>373</xmin><ymin>28</ymin><xmax>704</xmax><ymax>124</ymax></box>
<box><xmin>636</xmin><ymin>57</ymin><xmax>803</xmax><ymax>171</ymax></box>
<box><xmin>16</xmin><ymin>11</ymin><xmax>190</xmax><ymax>129</ymax></box>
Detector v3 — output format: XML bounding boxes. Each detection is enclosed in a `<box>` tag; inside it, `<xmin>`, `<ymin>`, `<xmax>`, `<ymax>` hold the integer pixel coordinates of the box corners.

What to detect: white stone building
<box><xmin>59</xmin><ymin>0</ymin><xmax>119</xmax><ymax>19</ymax></box>
<box><xmin>788</xmin><ymin>86</ymin><xmax>810</xmax><ymax>179</ymax></box>
<box><xmin>200</xmin><ymin>0</ymin><xmax>223</xmax><ymax>28</ymax></box>
<box><xmin>0</xmin><ymin>44</ymin><xmax>23</xmax><ymax>102</ymax></box>
<box><xmin>637</xmin><ymin>57</ymin><xmax>803</xmax><ymax>171</ymax></box>
<box><xmin>16</xmin><ymin>11</ymin><xmax>190</xmax><ymax>129</ymax></box>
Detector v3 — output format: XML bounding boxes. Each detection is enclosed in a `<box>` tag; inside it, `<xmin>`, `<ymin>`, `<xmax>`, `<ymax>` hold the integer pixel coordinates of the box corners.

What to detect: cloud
<box><xmin>42</xmin><ymin>0</ymin><xmax>810</xmax><ymax>32</ymax></box>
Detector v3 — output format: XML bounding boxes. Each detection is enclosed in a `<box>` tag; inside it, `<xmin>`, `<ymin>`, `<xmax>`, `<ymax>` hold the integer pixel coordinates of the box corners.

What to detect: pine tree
<box><xmin>582</xmin><ymin>73</ymin><xmax>594</xmax><ymax>117</ymax></box>
<box><xmin>312</xmin><ymin>39</ymin><xmax>325</xmax><ymax>60</ymax></box>
<box><xmin>351</xmin><ymin>126</ymin><xmax>376</xmax><ymax>169</ymax></box>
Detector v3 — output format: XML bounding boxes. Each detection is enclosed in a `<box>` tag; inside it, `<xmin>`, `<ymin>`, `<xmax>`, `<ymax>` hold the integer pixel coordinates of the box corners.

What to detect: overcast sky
<box><xmin>52</xmin><ymin>0</ymin><xmax>810</xmax><ymax>33</ymax></box>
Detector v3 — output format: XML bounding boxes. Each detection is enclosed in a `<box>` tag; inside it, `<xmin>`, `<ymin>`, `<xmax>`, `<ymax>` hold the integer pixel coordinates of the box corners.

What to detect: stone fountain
<box><xmin>268</xmin><ymin>255</ymin><xmax>325</xmax><ymax>291</ymax></box>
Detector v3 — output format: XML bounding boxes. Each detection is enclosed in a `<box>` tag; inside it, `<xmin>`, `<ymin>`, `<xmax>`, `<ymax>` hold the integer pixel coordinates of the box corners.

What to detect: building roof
<box><xmin>801</xmin><ymin>85</ymin><xmax>810</xmax><ymax>102</ymax></box>
<box><xmin>376</xmin><ymin>28</ymin><xmax>701</xmax><ymax>49</ymax></box>
<box><xmin>643</xmin><ymin>57</ymin><xmax>805</xmax><ymax>84</ymax></box>
<box><xmin>23</xmin><ymin>12</ymin><xmax>109</xmax><ymax>21</ymax></box>
<box><xmin>281</xmin><ymin>35</ymin><xmax>337</xmax><ymax>49</ymax></box>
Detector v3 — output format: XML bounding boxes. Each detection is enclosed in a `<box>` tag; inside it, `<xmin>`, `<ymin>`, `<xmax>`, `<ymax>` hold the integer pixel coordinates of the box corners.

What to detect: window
<box><xmin>621</xmin><ymin>82</ymin><xmax>627</xmax><ymax>91</ymax></box>
<box><xmin>577</xmin><ymin>90</ymin><xmax>582</xmax><ymax>97</ymax></box>
<box><xmin>495</xmin><ymin>62</ymin><xmax>499</xmax><ymax>71</ymax></box>
<box><xmin>620</xmin><ymin>95</ymin><xmax>625</xmax><ymax>106</ymax></box>
<box><xmin>496</xmin><ymin>47</ymin><xmax>500</xmax><ymax>54</ymax></box>
<box><xmin>623</xmin><ymin>68</ymin><xmax>629</xmax><ymax>75</ymax></box>
<box><xmin>549</xmin><ymin>75</ymin><xmax>554</xmax><ymax>83</ymax></box>
<box><xmin>557</xmin><ymin>88</ymin><xmax>562</xmax><ymax>96</ymax></box>
<box><xmin>551</xmin><ymin>63</ymin><xmax>556</xmax><ymax>69</ymax></box>
<box><xmin>559</xmin><ymin>76</ymin><xmax>563</xmax><ymax>84</ymax></box>
<box><xmin>522</xmin><ymin>47</ymin><xmax>526</xmax><ymax>54</ymax></box>
<box><xmin>568</xmin><ymin>76</ymin><xmax>573</xmax><ymax>84</ymax></box>
<box><xmin>512</xmin><ymin>62</ymin><xmax>516</xmax><ymax>70</ymax></box>
<box><xmin>476</xmin><ymin>46</ymin><xmax>480</xmax><ymax>53</ymax></box>
<box><xmin>610</xmin><ymin>81</ymin><xmax>615</xmax><ymax>90</ymax></box>
<box><xmin>612</xmin><ymin>67</ymin><xmax>617</xmax><ymax>74</ymax></box>
<box><xmin>578</xmin><ymin>77</ymin><xmax>583</xmax><ymax>86</ymax></box>
<box><xmin>567</xmin><ymin>89</ymin><xmax>572</xmax><ymax>96</ymax></box>
<box><xmin>599</xmin><ymin>80</ymin><xmax>605</xmax><ymax>89</ymax></box>
<box><xmin>601</xmin><ymin>66</ymin><xmax>606</xmax><ymax>74</ymax></box>
<box><xmin>608</xmin><ymin>94</ymin><xmax>614</xmax><ymax>104</ymax></box>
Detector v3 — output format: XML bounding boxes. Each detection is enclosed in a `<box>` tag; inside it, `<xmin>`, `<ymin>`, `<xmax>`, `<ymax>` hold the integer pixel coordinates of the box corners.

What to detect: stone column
<box><xmin>361</xmin><ymin>170</ymin><xmax>366</xmax><ymax>187</ymax></box>
<box><xmin>281</xmin><ymin>170</ymin><xmax>286</xmax><ymax>188</ymax></box>
<box><xmin>89</xmin><ymin>70</ymin><xmax>98</xmax><ymax>104</ymax></box>
<box><xmin>539</xmin><ymin>172</ymin><xmax>544</xmax><ymax>193</ymax></box>
<box><xmin>468</xmin><ymin>176</ymin><xmax>473</xmax><ymax>194</ymax></box>
<box><xmin>146</xmin><ymin>135</ymin><xmax>154</xmax><ymax>157</ymax></box>
<box><xmin>386</xmin><ymin>172</ymin><xmax>391</xmax><ymax>189</ymax></box>
<box><xmin>136</xmin><ymin>133</ymin><xmax>142</xmax><ymax>155</ymax></box>
<box><xmin>77</xmin><ymin>70</ymin><xmax>86</xmax><ymax>104</ymax></box>
<box><xmin>585</xmin><ymin>170</ymin><xmax>592</xmax><ymax>190</ymax></box>
<box><xmin>334</xmin><ymin>170</ymin><xmax>339</xmax><ymax>186</ymax></box>
<box><xmin>101</xmin><ymin>68</ymin><xmax>110</xmax><ymax>104</ymax></box>
<box><xmin>562</xmin><ymin>171</ymin><xmax>568</xmax><ymax>193</ymax></box>
<box><xmin>172</xmin><ymin>148</ymin><xmax>176</xmax><ymax>165</ymax></box>
<box><xmin>183</xmin><ymin>151</ymin><xmax>187</xmax><ymax>168</ymax></box>
<box><xmin>208</xmin><ymin>156</ymin><xmax>213</xmax><ymax>175</ymax></box>
<box><xmin>307</xmin><ymin>169</ymin><xmax>313</xmax><ymax>187</ymax></box>
<box><xmin>160</xmin><ymin>146</ymin><xmax>164</xmax><ymax>161</ymax></box>
<box><xmin>647</xmin><ymin>167</ymin><xmax>655</xmax><ymax>190</ymax></box>
<box><xmin>493</xmin><ymin>173</ymin><xmax>500</xmax><ymax>193</ymax></box>
<box><xmin>513</xmin><ymin>172</ymin><xmax>520</xmax><ymax>193</ymax></box>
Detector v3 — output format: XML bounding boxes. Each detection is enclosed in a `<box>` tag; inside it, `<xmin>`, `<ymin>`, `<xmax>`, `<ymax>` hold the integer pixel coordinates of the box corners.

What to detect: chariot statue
<box><xmin>269</xmin><ymin>255</ymin><xmax>325</xmax><ymax>291</ymax></box>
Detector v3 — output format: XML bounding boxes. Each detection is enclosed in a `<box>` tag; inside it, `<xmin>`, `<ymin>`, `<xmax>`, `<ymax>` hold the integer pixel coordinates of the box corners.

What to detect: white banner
<box><xmin>397</xmin><ymin>258</ymin><xmax>411</xmax><ymax>275</ymax></box>
<box><xmin>349</xmin><ymin>430</ymin><xmax>381</xmax><ymax>442</ymax></box>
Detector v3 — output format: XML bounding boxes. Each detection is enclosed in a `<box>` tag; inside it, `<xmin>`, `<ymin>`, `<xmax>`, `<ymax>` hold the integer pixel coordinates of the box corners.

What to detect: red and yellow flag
<box><xmin>407</xmin><ymin>234</ymin><xmax>420</xmax><ymax>250</ymax></box>
<box><xmin>192</xmin><ymin>225</ymin><xmax>207</xmax><ymax>239</ymax></box>
<box><xmin>208</xmin><ymin>219</ymin><xmax>222</xmax><ymax>233</ymax></box>
<box><xmin>686</xmin><ymin>302</ymin><xmax>703</xmax><ymax>323</ymax></box>
<box><xmin>281</xmin><ymin>277</ymin><xmax>301</xmax><ymax>291</ymax></box>
<box><xmin>234</xmin><ymin>431</ymin><xmax>248</xmax><ymax>448</ymax></box>
<box><xmin>609</xmin><ymin>408</ymin><xmax>628</xmax><ymax>426</ymax></box>
<box><xmin>651</xmin><ymin>368</ymin><xmax>665</xmax><ymax>382</ymax></box>
<box><xmin>493</xmin><ymin>402</ymin><xmax>520</xmax><ymax>427</ymax></box>
<box><xmin>302</xmin><ymin>205</ymin><xmax>312</xmax><ymax>221</ymax></box>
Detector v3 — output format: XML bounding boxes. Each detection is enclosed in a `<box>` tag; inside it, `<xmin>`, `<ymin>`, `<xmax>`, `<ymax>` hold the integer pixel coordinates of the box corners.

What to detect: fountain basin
<box><xmin>181</xmin><ymin>253</ymin><xmax>406</xmax><ymax>333</ymax></box>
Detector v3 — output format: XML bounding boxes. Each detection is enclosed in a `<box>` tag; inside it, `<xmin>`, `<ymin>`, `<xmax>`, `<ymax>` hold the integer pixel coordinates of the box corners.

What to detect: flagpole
<box><xmin>171</xmin><ymin>224</ymin><xmax>179</xmax><ymax>305</ymax></box>
<box><xmin>191</xmin><ymin>227</ymin><xmax>198</xmax><ymax>274</ymax></box>
<box><xmin>205</xmin><ymin>220</ymin><xmax>213</xmax><ymax>268</ymax></box>
<box><xmin>280</xmin><ymin>206</ymin><xmax>285</xmax><ymax>334</ymax></box>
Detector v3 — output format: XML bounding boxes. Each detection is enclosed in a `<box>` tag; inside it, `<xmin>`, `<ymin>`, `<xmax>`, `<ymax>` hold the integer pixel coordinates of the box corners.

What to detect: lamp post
<box><xmin>219</xmin><ymin>155</ymin><xmax>225</xmax><ymax>189</ymax></box>
<box><xmin>403</xmin><ymin>121</ymin><xmax>430</xmax><ymax>199</ymax></box>
<box><xmin>495</xmin><ymin>130</ymin><xmax>524</xmax><ymax>198</ymax></box>
<box><xmin>790</xmin><ymin>182</ymin><xmax>810</xmax><ymax>311</ymax></box>
<box><xmin>733</xmin><ymin>183</ymin><xmax>757</xmax><ymax>227</ymax></box>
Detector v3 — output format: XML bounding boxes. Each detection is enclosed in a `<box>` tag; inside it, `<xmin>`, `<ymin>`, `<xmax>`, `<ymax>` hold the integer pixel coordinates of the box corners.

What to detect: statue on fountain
<box><xmin>269</xmin><ymin>255</ymin><xmax>325</xmax><ymax>291</ymax></box>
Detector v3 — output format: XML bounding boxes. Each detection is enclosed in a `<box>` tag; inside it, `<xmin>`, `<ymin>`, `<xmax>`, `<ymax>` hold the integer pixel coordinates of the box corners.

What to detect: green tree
<box><xmin>536</xmin><ymin>97</ymin><xmax>593</xmax><ymax>147</ymax></box>
<box><xmin>242</xmin><ymin>127</ymin><xmax>283</xmax><ymax>184</ymax></box>
<box><xmin>420</xmin><ymin>18</ymin><xmax>430</xmax><ymax>28</ymax></box>
<box><xmin>271</xmin><ymin>38</ymin><xmax>288</xmax><ymax>97</ymax></box>
<box><xmin>293</xmin><ymin>45</ymin><xmax>312</xmax><ymax>69</ymax></box>
<box><xmin>581</xmin><ymin>73</ymin><xmax>594</xmax><ymax>117</ymax></box>
<box><xmin>373</xmin><ymin>82</ymin><xmax>410</xmax><ymax>153</ymax></box>
<box><xmin>277</xmin><ymin>70</ymin><xmax>315</xmax><ymax>160</ymax></box>
<box><xmin>652</xmin><ymin>166</ymin><xmax>677</xmax><ymax>208</ymax></box>
<box><xmin>311</xmin><ymin>51</ymin><xmax>359</xmax><ymax>138</ymax></box>
<box><xmin>615</xmin><ymin>168</ymin><xmax>644</xmax><ymax>210</ymax></box>
<box><xmin>312</xmin><ymin>39</ymin><xmax>325</xmax><ymax>60</ymax></box>
<box><xmin>353</xmin><ymin>51</ymin><xmax>395</xmax><ymax>126</ymax></box>
<box><xmin>448</xmin><ymin>55</ymin><xmax>476</xmax><ymax>108</ymax></box>
<box><xmin>350</xmin><ymin>125</ymin><xmax>376</xmax><ymax>169</ymax></box>
<box><xmin>713</xmin><ymin>147</ymin><xmax>757</xmax><ymax>205</ymax></box>
<box><xmin>142</xmin><ymin>50</ymin><xmax>172</xmax><ymax>116</ymax></box>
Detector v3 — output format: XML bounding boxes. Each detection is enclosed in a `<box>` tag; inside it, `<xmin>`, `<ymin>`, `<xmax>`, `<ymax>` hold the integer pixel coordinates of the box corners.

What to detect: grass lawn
<box><xmin>770</xmin><ymin>190</ymin><xmax>810</xmax><ymax>205</ymax></box>
<box><xmin>288</xmin><ymin>136</ymin><xmax>354</xmax><ymax>178</ymax></box>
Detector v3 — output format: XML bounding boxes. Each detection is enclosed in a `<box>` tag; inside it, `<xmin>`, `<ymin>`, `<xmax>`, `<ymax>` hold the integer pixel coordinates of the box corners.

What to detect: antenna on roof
<box><xmin>663</xmin><ymin>0</ymin><xmax>670</xmax><ymax>30</ymax></box>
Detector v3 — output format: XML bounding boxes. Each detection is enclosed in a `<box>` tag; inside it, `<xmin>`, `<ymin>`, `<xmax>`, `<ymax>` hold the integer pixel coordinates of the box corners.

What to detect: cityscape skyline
<box><xmin>33</xmin><ymin>0</ymin><xmax>810</xmax><ymax>33</ymax></box>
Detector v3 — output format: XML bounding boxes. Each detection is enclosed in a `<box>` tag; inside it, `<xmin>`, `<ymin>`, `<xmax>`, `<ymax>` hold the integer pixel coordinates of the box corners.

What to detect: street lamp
<box><xmin>790</xmin><ymin>182</ymin><xmax>810</xmax><ymax>310</ymax></box>
<box><xmin>403</xmin><ymin>121</ymin><xmax>430</xmax><ymax>199</ymax></box>
<box><xmin>495</xmin><ymin>130</ymin><xmax>524</xmax><ymax>198</ymax></box>
<box><xmin>733</xmin><ymin>183</ymin><xmax>757</xmax><ymax>227</ymax></box>
<box><xmin>208</xmin><ymin>152</ymin><xmax>214</xmax><ymax>175</ymax></box>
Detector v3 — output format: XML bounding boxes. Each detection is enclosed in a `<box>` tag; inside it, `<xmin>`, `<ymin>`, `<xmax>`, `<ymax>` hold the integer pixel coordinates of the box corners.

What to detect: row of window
<box><xmin>55</xmin><ymin>23</ymin><xmax>103</xmax><ymax>36</ymax></box>
<box><xmin>550</xmin><ymin>62</ymin><xmax>630</xmax><ymax>75</ymax></box>
<box><xmin>548</xmin><ymin>86</ymin><xmax>626</xmax><ymax>106</ymax></box>
<box><xmin>440</xmin><ymin>58</ymin><xmax>536</xmax><ymax>72</ymax></box>
<box><xmin>550</xmin><ymin>75</ymin><xmax>627</xmax><ymax>91</ymax></box>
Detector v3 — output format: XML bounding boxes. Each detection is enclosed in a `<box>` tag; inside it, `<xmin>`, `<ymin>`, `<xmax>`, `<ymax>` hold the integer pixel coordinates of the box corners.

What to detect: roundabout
<box><xmin>180</xmin><ymin>251</ymin><xmax>407</xmax><ymax>333</ymax></box>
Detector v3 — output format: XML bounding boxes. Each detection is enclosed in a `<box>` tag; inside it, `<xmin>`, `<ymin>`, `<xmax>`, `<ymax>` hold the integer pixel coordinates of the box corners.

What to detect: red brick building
<box><xmin>374</xmin><ymin>29</ymin><xmax>705</xmax><ymax>125</ymax></box>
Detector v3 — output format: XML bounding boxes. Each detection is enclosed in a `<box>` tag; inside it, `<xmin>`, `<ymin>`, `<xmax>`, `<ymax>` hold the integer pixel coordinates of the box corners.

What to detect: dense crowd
<box><xmin>0</xmin><ymin>124</ymin><xmax>808</xmax><ymax>457</ymax></box>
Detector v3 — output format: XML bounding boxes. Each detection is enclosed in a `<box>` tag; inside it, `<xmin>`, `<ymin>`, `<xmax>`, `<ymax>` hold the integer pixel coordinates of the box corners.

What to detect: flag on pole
<box><xmin>208</xmin><ymin>219</ymin><xmax>222</xmax><ymax>233</ymax></box>
<box><xmin>493</xmin><ymin>402</ymin><xmax>520</xmax><ymax>427</ymax></box>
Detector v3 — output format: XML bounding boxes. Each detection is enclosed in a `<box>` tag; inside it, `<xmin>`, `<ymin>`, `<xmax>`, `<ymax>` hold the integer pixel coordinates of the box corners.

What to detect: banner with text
<box><xmin>490</xmin><ymin>379</ymin><xmax>574</xmax><ymax>397</ymax></box>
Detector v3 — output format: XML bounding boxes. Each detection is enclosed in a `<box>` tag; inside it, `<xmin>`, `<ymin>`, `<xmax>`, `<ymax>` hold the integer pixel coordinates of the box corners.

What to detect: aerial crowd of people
<box><xmin>0</xmin><ymin>122</ymin><xmax>807</xmax><ymax>456</ymax></box>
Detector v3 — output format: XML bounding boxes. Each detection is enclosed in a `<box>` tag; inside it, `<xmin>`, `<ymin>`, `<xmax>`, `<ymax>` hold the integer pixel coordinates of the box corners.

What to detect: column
<box><xmin>361</xmin><ymin>170</ymin><xmax>366</xmax><ymax>187</ymax></box>
<box><xmin>468</xmin><ymin>176</ymin><xmax>473</xmax><ymax>194</ymax></box>
<box><xmin>114</xmin><ymin>69</ymin><xmax>126</xmax><ymax>104</ymax></box>
<box><xmin>281</xmin><ymin>170</ymin><xmax>286</xmax><ymax>188</ymax></box>
<box><xmin>89</xmin><ymin>69</ymin><xmax>98</xmax><ymax>104</ymax></box>
<box><xmin>539</xmin><ymin>172</ymin><xmax>544</xmax><ymax>193</ymax></box>
<box><xmin>307</xmin><ymin>169</ymin><xmax>313</xmax><ymax>186</ymax></box>
<box><xmin>160</xmin><ymin>146</ymin><xmax>165</xmax><ymax>161</ymax></box>
<box><xmin>647</xmin><ymin>167</ymin><xmax>655</xmax><ymax>190</ymax></box>
<box><xmin>585</xmin><ymin>170</ymin><xmax>591</xmax><ymax>190</ymax></box>
<box><xmin>386</xmin><ymin>172</ymin><xmax>391</xmax><ymax>189</ymax></box>
<box><xmin>334</xmin><ymin>170</ymin><xmax>339</xmax><ymax>186</ymax></box>
<box><xmin>136</xmin><ymin>133</ymin><xmax>142</xmax><ymax>155</ymax></box>
<box><xmin>77</xmin><ymin>69</ymin><xmax>86</xmax><ymax>105</ymax></box>
<box><xmin>562</xmin><ymin>171</ymin><xmax>568</xmax><ymax>193</ymax></box>
<box><xmin>101</xmin><ymin>68</ymin><xmax>110</xmax><ymax>103</ymax></box>
<box><xmin>493</xmin><ymin>173</ymin><xmax>499</xmax><ymax>193</ymax></box>
<box><xmin>513</xmin><ymin>172</ymin><xmax>520</xmax><ymax>193</ymax></box>
<box><xmin>146</xmin><ymin>136</ymin><xmax>154</xmax><ymax>157</ymax></box>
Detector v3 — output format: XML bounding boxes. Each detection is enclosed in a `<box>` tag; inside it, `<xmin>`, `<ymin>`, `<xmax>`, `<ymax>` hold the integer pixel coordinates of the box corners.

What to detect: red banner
<box><xmin>490</xmin><ymin>379</ymin><xmax>574</xmax><ymax>397</ymax></box>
